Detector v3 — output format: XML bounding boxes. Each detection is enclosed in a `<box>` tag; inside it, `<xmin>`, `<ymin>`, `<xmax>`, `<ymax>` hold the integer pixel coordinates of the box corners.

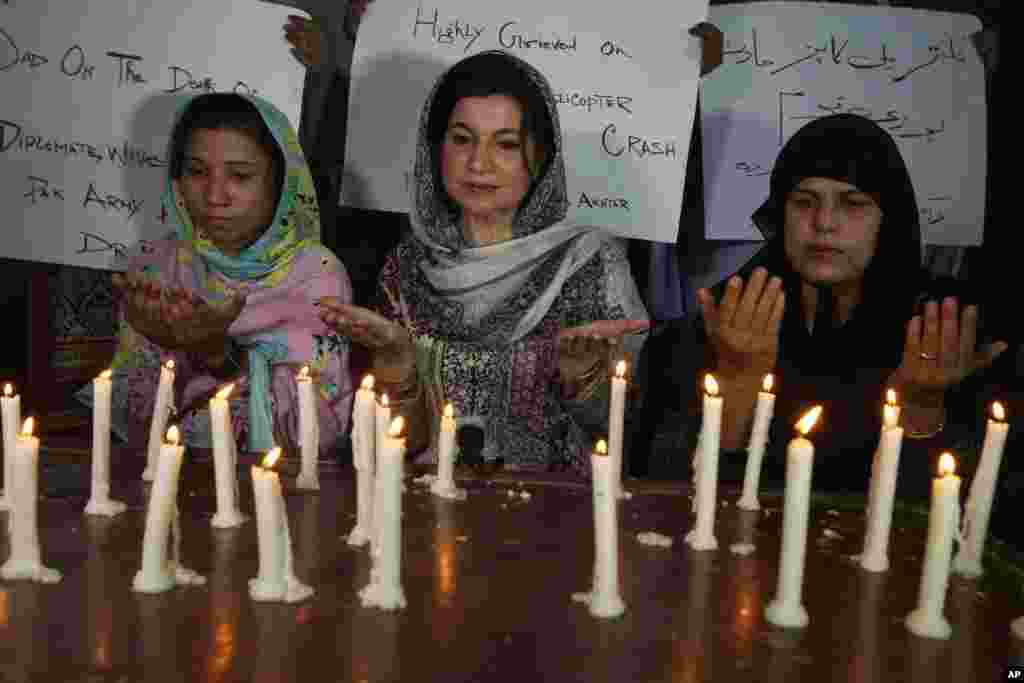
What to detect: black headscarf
<box><xmin>746</xmin><ymin>113</ymin><xmax>925</xmax><ymax>379</ymax></box>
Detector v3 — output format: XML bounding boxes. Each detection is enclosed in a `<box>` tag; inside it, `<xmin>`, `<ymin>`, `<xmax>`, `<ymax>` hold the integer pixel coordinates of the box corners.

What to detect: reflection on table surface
<box><xmin>0</xmin><ymin>453</ymin><xmax>1020</xmax><ymax>683</ymax></box>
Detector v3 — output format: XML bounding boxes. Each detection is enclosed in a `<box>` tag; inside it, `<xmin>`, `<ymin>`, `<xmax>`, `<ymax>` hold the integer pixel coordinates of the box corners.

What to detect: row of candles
<box><xmin>0</xmin><ymin>357</ymin><xmax>1013</xmax><ymax>631</ymax></box>
<box><xmin>140</xmin><ymin>360</ymin><xmax>322</xmax><ymax>492</ymax></box>
<box><xmin>0</xmin><ymin>359</ymin><xmax>324</xmax><ymax>600</ymax></box>
<box><xmin>684</xmin><ymin>371</ymin><xmax>1011</xmax><ymax>639</ymax></box>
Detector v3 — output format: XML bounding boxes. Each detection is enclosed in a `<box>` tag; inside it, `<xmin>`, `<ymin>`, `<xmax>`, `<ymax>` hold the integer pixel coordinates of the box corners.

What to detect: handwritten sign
<box><xmin>701</xmin><ymin>3</ymin><xmax>985</xmax><ymax>246</ymax></box>
<box><xmin>0</xmin><ymin>0</ymin><xmax>304</xmax><ymax>270</ymax></box>
<box><xmin>342</xmin><ymin>0</ymin><xmax>710</xmax><ymax>244</ymax></box>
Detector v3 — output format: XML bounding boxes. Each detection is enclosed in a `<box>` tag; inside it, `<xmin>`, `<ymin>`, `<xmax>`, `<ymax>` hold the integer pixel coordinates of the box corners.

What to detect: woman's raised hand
<box><xmin>697</xmin><ymin>267</ymin><xmax>785</xmax><ymax>379</ymax></box>
<box><xmin>689</xmin><ymin>22</ymin><xmax>724</xmax><ymax>77</ymax></box>
<box><xmin>112</xmin><ymin>271</ymin><xmax>246</xmax><ymax>354</ymax></box>
<box><xmin>283</xmin><ymin>15</ymin><xmax>323</xmax><ymax>69</ymax></box>
<box><xmin>895</xmin><ymin>297</ymin><xmax>1007</xmax><ymax>399</ymax></box>
<box><xmin>317</xmin><ymin>298</ymin><xmax>416</xmax><ymax>382</ymax></box>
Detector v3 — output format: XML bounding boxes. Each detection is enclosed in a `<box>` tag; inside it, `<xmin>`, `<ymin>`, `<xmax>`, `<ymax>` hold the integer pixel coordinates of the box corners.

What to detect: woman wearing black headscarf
<box><xmin>692</xmin><ymin>113</ymin><xmax>1006</xmax><ymax>493</ymax></box>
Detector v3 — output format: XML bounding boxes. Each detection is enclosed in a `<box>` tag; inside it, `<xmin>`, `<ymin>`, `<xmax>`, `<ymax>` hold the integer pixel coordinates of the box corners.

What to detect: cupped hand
<box><xmin>697</xmin><ymin>267</ymin><xmax>785</xmax><ymax>379</ymax></box>
<box><xmin>112</xmin><ymin>271</ymin><xmax>246</xmax><ymax>354</ymax></box>
<box><xmin>317</xmin><ymin>298</ymin><xmax>415</xmax><ymax>381</ymax></box>
<box><xmin>895</xmin><ymin>297</ymin><xmax>1007</xmax><ymax>400</ymax></box>
<box><xmin>284</xmin><ymin>15</ymin><xmax>323</xmax><ymax>68</ymax></box>
<box><xmin>557</xmin><ymin>319</ymin><xmax>649</xmax><ymax>388</ymax></box>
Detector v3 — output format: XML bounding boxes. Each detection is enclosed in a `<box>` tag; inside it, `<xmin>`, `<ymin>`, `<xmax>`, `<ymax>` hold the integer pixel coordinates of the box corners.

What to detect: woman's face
<box><xmin>783</xmin><ymin>177</ymin><xmax>882</xmax><ymax>289</ymax></box>
<box><xmin>440</xmin><ymin>95</ymin><xmax>537</xmax><ymax>224</ymax></box>
<box><xmin>178</xmin><ymin>127</ymin><xmax>277</xmax><ymax>258</ymax></box>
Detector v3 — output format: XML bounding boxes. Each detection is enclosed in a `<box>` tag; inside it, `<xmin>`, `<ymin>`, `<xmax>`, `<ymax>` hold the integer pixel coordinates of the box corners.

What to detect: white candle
<box><xmin>85</xmin><ymin>370</ymin><xmax>126</xmax><ymax>517</ymax></box>
<box><xmin>294</xmin><ymin>365</ymin><xmax>320</xmax><ymax>491</ymax></box>
<box><xmin>352</xmin><ymin>375</ymin><xmax>377</xmax><ymax>472</ymax></box>
<box><xmin>348</xmin><ymin>375</ymin><xmax>377</xmax><ymax>546</ymax></box>
<box><xmin>210</xmin><ymin>383</ymin><xmax>245</xmax><ymax>528</ymax></box>
<box><xmin>906</xmin><ymin>453</ymin><xmax>961</xmax><ymax>639</ymax></box>
<box><xmin>686</xmin><ymin>374</ymin><xmax>722</xmax><ymax>551</ymax></box>
<box><xmin>765</xmin><ymin>406</ymin><xmax>822</xmax><ymax>629</ymax></box>
<box><xmin>374</xmin><ymin>393</ymin><xmax>405</xmax><ymax>494</ymax></box>
<box><xmin>143</xmin><ymin>360</ymin><xmax>176</xmax><ymax>482</ymax></box>
<box><xmin>250</xmin><ymin>447</ymin><xmax>314</xmax><ymax>603</ymax></box>
<box><xmin>738</xmin><ymin>374</ymin><xmax>776</xmax><ymax>511</ymax></box>
<box><xmin>375</xmin><ymin>393</ymin><xmax>391</xmax><ymax>463</ymax></box>
<box><xmin>1</xmin><ymin>383</ymin><xmax>22</xmax><ymax>511</ymax></box>
<box><xmin>431</xmin><ymin>403</ymin><xmax>465</xmax><ymax>500</ymax></box>
<box><xmin>584</xmin><ymin>439</ymin><xmax>626</xmax><ymax>618</ymax></box>
<box><xmin>0</xmin><ymin>417</ymin><xmax>61</xmax><ymax>583</ymax></box>
<box><xmin>133</xmin><ymin>426</ymin><xmax>205</xmax><ymax>592</ymax></box>
<box><xmin>359</xmin><ymin>416</ymin><xmax>407</xmax><ymax>610</ymax></box>
<box><xmin>953</xmin><ymin>402</ymin><xmax>1010</xmax><ymax>579</ymax></box>
<box><xmin>861</xmin><ymin>389</ymin><xmax>904</xmax><ymax>573</ymax></box>
<box><xmin>608</xmin><ymin>360</ymin><xmax>628</xmax><ymax>500</ymax></box>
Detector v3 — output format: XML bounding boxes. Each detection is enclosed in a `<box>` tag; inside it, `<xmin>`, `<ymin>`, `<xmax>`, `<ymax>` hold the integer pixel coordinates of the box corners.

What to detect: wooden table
<box><xmin>1</xmin><ymin>446</ymin><xmax>1022</xmax><ymax>682</ymax></box>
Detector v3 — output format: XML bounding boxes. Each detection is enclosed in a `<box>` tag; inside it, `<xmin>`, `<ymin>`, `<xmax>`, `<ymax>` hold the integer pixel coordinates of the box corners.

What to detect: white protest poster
<box><xmin>1</xmin><ymin>0</ymin><xmax>304</xmax><ymax>270</ymax></box>
<box><xmin>701</xmin><ymin>3</ymin><xmax>985</xmax><ymax>246</ymax></box>
<box><xmin>343</xmin><ymin>0</ymin><xmax>710</xmax><ymax>243</ymax></box>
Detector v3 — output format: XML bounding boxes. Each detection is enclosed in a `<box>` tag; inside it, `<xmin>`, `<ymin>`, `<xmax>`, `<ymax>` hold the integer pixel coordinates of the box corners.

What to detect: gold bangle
<box><xmin>905</xmin><ymin>421</ymin><xmax>945</xmax><ymax>440</ymax></box>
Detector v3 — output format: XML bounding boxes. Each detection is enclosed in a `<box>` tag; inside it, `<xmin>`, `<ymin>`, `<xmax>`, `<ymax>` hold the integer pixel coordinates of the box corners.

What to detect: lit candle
<box><xmin>578</xmin><ymin>439</ymin><xmax>626</xmax><ymax>618</ymax></box>
<box><xmin>431</xmin><ymin>403</ymin><xmax>465</xmax><ymax>500</ymax></box>
<box><xmin>373</xmin><ymin>393</ymin><xmax>402</xmax><ymax>499</ymax></box>
<box><xmin>85</xmin><ymin>370</ymin><xmax>126</xmax><ymax>517</ymax></box>
<box><xmin>738</xmin><ymin>374</ymin><xmax>776</xmax><ymax>511</ymax></box>
<box><xmin>347</xmin><ymin>375</ymin><xmax>376</xmax><ymax>546</ymax></box>
<box><xmin>0</xmin><ymin>417</ymin><xmax>61</xmax><ymax>583</ymax></box>
<box><xmin>860</xmin><ymin>389</ymin><xmax>904</xmax><ymax>573</ymax></box>
<box><xmin>133</xmin><ymin>426</ymin><xmax>205</xmax><ymax>592</ymax></box>
<box><xmin>1</xmin><ymin>382</ymin><xmax>22</xmax><ymax>511</ymax></box>
<box><xmin>210</xmin><ymin>383</ymin><xmax>245</xmax><ymax>528</ymax></box>
<box><xmin>249</xmin><ymin>447</ymin><xmax>314</xmax><ymax>603</ymax></box>
<box><xmin>906</xmin><ymin>453</ymin><xmax>961</xmax><ymax>639</ymax></box>
<box><xmin>686</xmin><ymin>374</ymin><xmax>722</xmax><ymax>551</ymax></box>
<box><xmin>294</xmin><ymin>365</ymin><xmax>320</xmax><ymax>491</ymax></box>
<box><xmin>359</xmin><ymin>416</ymin><xmax>407</xmax><ymax>610</ymax></box>
<box><xmin>953</xmin><ymin>402</ymin><xmax>1010</xmax><ymax>579</ymax></box>
<box><xmin>608</xmin><ymin>360</ymin><xmax>628</xmax><ymax>500</ymax></box>
<box><xmin>375</xmin><ymin>393</ymin><xmax>391</xmax><ymax>462</ymax></box>
<box><xmin>765</xmin><ymin>406</ymin><xmax>822</xmax><ymax>629</ymax></box>
<box><xmin>143</xmin><ymin>360</ymin><xmax>176</xmax><ymax>482</ymax></box>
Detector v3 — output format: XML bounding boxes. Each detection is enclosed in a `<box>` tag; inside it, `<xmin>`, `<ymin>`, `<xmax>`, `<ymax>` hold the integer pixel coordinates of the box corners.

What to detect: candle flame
<box><xmin>361</xmin><ymin>374</ymin><xmax>375</xmax><ymax>391</ymax></box>
<box><xmin>886</xmin><ymin>388</ymin><xmax>897</xmax><ymax>406</ymax></box>
<box><xmin>3</xmin><ymin>383</ymin><xmax>12</xmax><ymax>397</ymax></box>
<box><xmin>297</xmin><ymin>365</ymin><xmax>310</xmax><ymax>380</ymax></box>
<box><xmin>165</xmin><ymin>425</ymin><xmax>180</xmax><ymax>446</ymax></box>
<box><xmin>595</xmin><ymin>439</ymin><xmax>608</xmax><ymax>456</ymax></box>
<box><xmin>215</xmin><ymin>384</ymin><xmax>234</xmax><ymax>400</ymax></box>
<box><xmin>704</xmin><ymin>374</ymin><xmax>719</xmax><ymax>396</ymax></box>
<box><xmin>993</xmin><ymin>401</ymin><xmax>1006</xmax><ymax>422</ymax></box>
<box><xmin>444</xmin><ymin>403</ymin><xmax>454</xmax><ymax>419</ymax></box>
<box><xmin>380</xmin><ymin>394</ymin><xmax>389</xmax><ymax>408</ymax></box>
<box><xmin>883</xmin><ymin>403</ymin><xmax>899</xmax><ymax>427</ymax></box>
<box><xmin>164</xmin><ymin>359</ymin><xmax>175</xmax><ymax>371</ymax></box>
<box><xmin>99</xmin><ymin>369</ymin><xmax>112</xmax><ymax>380</ymax></box>
<box><xmin>938</xmin><ymin>452</ymin><xmax>956</xmax><ymax>477</ymax></box>
<box><xmin>615</xmin><ymin>360</ymin><xmax>627</xmax><ymax>379</ymax></box>
<box><xmin>262</xmin><ymin>447</ymin><xmax>282</xmax><ymax>469</ymax></box>
<box><xmin>388</xmin><ymin>416</ymin><xmax>405</xmax><ymax>438</ymax></box>
<box><xmin>795</xmin><ymin>406</ymin><xmax>822</xmax><ymax>436</ymax></box>
<box><xmin>763</xmin><ymin>374</ymin><xmax>774</xmax><ymax>393</ymax></box>
<box><xmin>20</xmin><ymin>416</ymin><xmax>34</xmax><ymax>437</ymax></box>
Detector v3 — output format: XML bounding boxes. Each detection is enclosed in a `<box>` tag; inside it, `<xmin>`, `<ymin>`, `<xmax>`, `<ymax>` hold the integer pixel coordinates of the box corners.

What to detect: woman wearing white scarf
<box><xmin>320</xmin><ymin>51</ymin><xmax>648</xmax><ymax>473</ymax></box>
